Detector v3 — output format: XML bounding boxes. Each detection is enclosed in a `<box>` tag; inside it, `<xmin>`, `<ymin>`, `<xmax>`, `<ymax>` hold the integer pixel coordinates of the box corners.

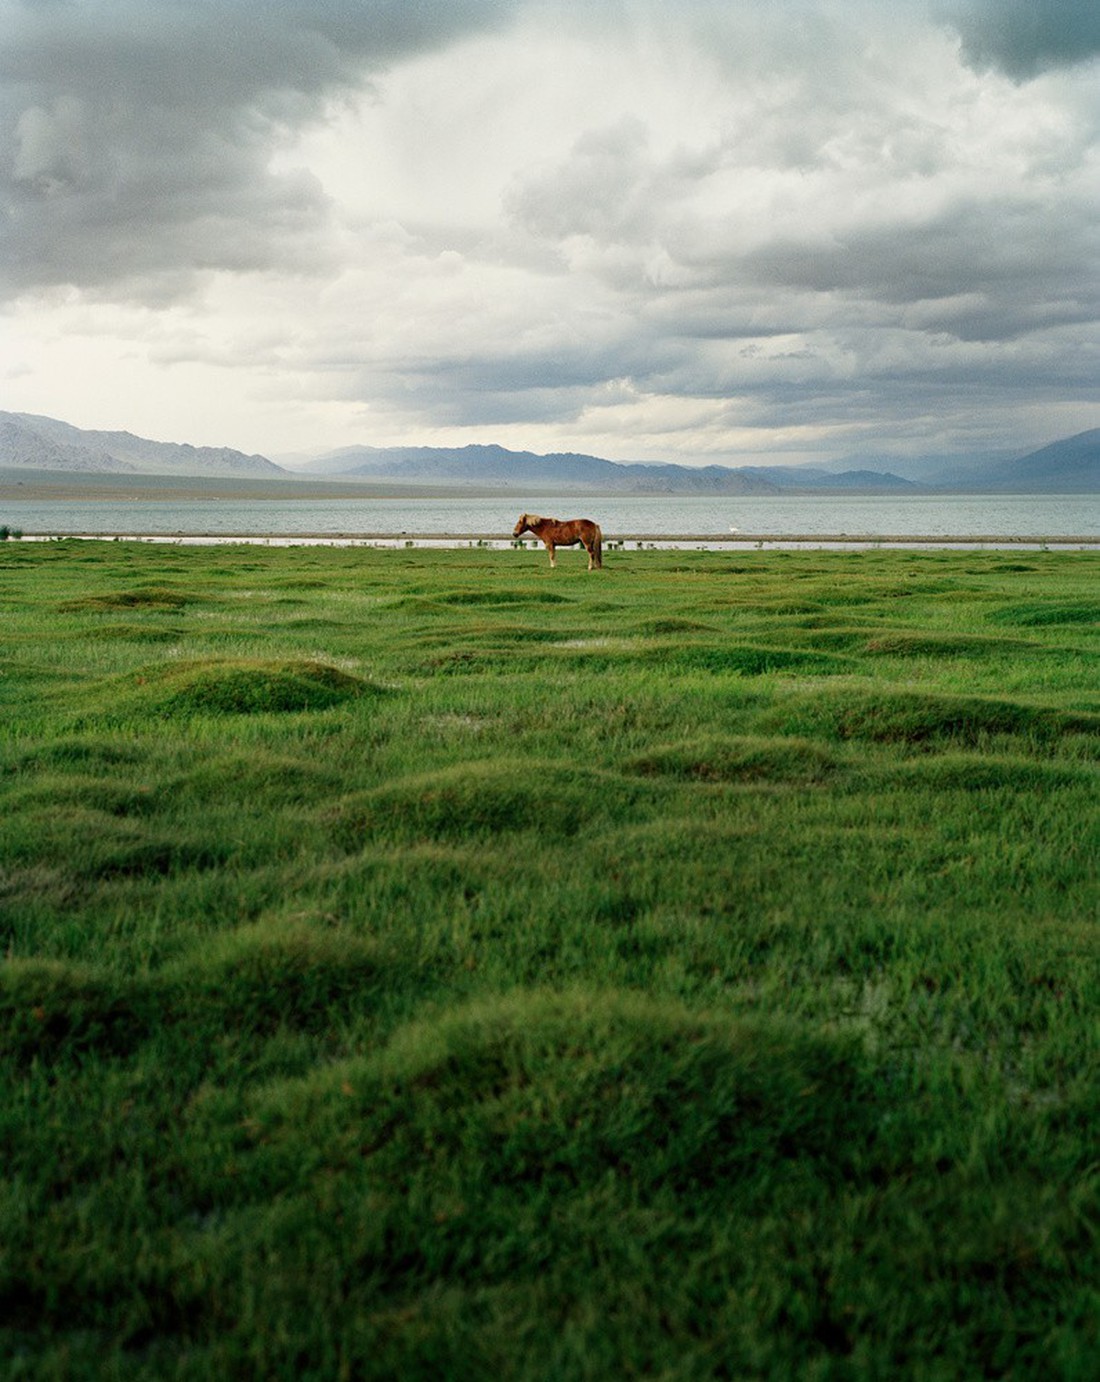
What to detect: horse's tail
<box><xmin>592</xmin><ymin>523</ymin><xmax>603</xmax><ymax>568</ymax></box>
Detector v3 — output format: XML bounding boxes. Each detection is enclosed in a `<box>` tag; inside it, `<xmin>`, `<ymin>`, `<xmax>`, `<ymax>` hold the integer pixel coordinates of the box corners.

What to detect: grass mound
<box><xmin>0</xmin><ymin>806</ymin><xmax>232</xmax><ymax>879</ymax></box>
<box><xmin>9</xmin><ymin>737</ymin><xmax>141</xmax><ymax>770</ymax></box>
<box><xmin>634</xmin><ymin>616</ymin><xmax>716</xmax><ymax>635</ymax></box>
<box><xmin>85</xmin><ymin>622</ymin><xmax>184</xmax><ymax>642</ymax></box>
<box><xmin>281</xmin><ymin>615</ymin><xmax>358</xmax><ymax>633</ymax></box>
<box><xmin>990</xmin><ymin>601</ymin><xmax>1098</xmax><ymax>628</ymax></box>
<box><xmin>0</xmin><ymin>958</ymin><xmax>147</xmax><ymax>1062</ymax></box>
<box><xmin>432</xmin><ymin>589</ymin><xmax>571</xmax><ymax>607</ymax></box>
<box><xmin>246</xmin><ymin>989</ymin><xmax>873</xmax><ymax>1199</ymax></box>
<box><xmin>211</xmin><ymin>992</ymin><xmax>880</xmax><ymax>1371</ymax></box>
<box><xmin>762</xmin><ymin>689</ymin><xmax>1099</xmax><ymax>745</ymax></box>
<box><xmin>464</xmin><ymin>621</ymin><xmax>566</xmax><ymax>644</ymax></box>
<box><xmin>1</xmin><ymin>924</ymin><xmax>395</xmax><ymax>1063</ymax></box>
<box><xmin>165</xmin><ymin>921</ymin><xmax>394</xmax><ymax>1036</ymax></box>
<box><xmin>419</xmin><ymin>647</ymin><xmax>554</xmax><ymax>674</ymax></box>
<box><xmin>181</xmin><ymin>988</ymin><xmax>1088</xmax><ymax>1376</ymax></box>
<box><xmin>627</xmin><ymin>734</ymin><xmax>839</xmax><ymax>784</ymax></box>
<box><xmin>890</xmin><ymin>752</ymin><xmax>1097</xmax><ymax>792</ymax></box>
<box><xmin>642</xmin><ymin>643</ymin><xmax>852</xmax><ymax>676</ymax></box>
<box><xmin>172</xmin><ymin>749</ymin><xmax>340</xmax><ymax>806</ymax></box>
<box><xmin>2</xmin><ymin>772</ymin><xmax>160</xmax><ymax>820</ymax></box>
<box><xmin>60</xmin><ymin>586</ymin><xmax>193</xmax><ymax>612</ymax></box>
<box><xmin>142</xmin><ymin>658</ymin><xmax>377</xmax><ymax>715</ymax></box>
<box><xmin>330</xmin><ymin>761</ymin><xmax>646</xmax><ymax>847</ymax></box>
<box><xmin>863</xmin><ymin>632</ymin><xmax>1033</xmax><ymax>657</ymax></box>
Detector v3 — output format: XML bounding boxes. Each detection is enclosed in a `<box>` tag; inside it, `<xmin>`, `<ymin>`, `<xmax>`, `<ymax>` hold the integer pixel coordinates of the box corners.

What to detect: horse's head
<box><xmin>512</xmin><ymin>514</ymin><xmax>531</xmax><ymax>537</ymax></box>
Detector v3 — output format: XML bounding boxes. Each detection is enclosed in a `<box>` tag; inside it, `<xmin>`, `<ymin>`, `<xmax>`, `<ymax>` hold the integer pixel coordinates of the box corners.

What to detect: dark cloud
<box><xmin>0</xmin><ymin>0</ymin><xmax>515</xmax><ymax>300</ymax></box>
<box><xmin>940</xmin><ymin>0</ymin><xmax>1100</xmax><ymax>78</ymax></box>
<box><xmin>731</xmin><ymin>200</ymin><xmax>1100</xmax><ymax>343</ymax></box>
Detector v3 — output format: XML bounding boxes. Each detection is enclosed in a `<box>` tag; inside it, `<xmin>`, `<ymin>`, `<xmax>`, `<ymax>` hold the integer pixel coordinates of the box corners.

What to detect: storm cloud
<box><xmin>1</xmin><ymin>0</ymin><xmax>515</xmax><ymax>297</ymax></box>
<box><xmin>2</xmin><ymin>0</ymin><xmax>1098</xmax><ymax>463</ymax></box>
<box><xmin>943</xmin><ymin>0</ymin><xmax>1100</xmax><ymax>79</ymax></box>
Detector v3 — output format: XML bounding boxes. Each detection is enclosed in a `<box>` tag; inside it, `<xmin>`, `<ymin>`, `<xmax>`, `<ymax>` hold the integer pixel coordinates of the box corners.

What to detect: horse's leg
<box><xmin>545</xmin><ymin>541</ymin><xmax>556</xmax><ymax>568</ymax></box>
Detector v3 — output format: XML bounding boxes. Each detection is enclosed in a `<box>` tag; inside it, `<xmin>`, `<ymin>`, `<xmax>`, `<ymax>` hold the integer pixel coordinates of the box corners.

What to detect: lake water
<box><xmin>4</xmin><ymin>492</ymin><xmax>1098</xmax><ymax>546</ymax></box>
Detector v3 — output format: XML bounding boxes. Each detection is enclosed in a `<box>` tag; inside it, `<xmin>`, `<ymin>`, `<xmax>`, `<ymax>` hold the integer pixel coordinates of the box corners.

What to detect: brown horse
<box><xmin>513</xmin><ymin>513</ymin><xmax>603</xmax><ymax>570</ymax></box>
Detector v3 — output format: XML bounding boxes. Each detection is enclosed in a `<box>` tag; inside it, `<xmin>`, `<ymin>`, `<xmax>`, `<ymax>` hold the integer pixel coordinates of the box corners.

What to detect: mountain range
<box><xmin>0</xmin><ymin>412</ymin><xmax>282</xmax><ymax>479</ymax></box>
<box><xmin>1</xmin><ymin>411</ymin><xmax>1096</xmax><ymax>494</ymax></box>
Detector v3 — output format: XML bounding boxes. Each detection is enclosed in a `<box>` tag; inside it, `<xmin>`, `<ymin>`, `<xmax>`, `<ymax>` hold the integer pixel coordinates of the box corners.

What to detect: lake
<box><xmin>3</xmin><ymin>492</ymin><xmax>1098</xmax><ymax>546</ymax></box>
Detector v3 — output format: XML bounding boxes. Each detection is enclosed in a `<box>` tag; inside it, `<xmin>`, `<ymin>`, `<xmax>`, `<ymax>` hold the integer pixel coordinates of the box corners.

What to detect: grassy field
<box><xmin>1</xmin><ymin>538</ymin><xmax>1098</xmax><ymax>1380</ymax></box>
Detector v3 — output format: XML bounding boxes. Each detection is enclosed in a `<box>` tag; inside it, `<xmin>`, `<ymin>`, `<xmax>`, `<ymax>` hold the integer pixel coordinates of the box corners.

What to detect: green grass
<box><xmin>1</xmin><ymin>540</ymin><xmax>1098</xmax><ymax>1379</ymax></box>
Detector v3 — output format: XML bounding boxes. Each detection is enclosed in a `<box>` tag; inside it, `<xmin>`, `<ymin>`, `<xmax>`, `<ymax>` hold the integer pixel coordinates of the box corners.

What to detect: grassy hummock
<box><xmin>1</xmin><ymin>540</ymin><xmax>1097</xmax><ymax>1378</ymax></box>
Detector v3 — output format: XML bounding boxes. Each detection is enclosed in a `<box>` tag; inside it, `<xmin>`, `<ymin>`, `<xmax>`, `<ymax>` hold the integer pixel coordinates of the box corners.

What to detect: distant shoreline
<box><xmin>0</xmin><ymin>468</ymin><xmax>530</xmax><ymax>502</ymax></box>
<box><xmin>3</xmin><ymin>467</ymin><xmax>1097</xmax><ymax>503</ymax></box>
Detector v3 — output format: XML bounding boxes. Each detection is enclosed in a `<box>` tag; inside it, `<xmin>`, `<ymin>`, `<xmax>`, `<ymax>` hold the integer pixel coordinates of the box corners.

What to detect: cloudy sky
<box><xmin>3</xmin><ymin>0</ymin><xmax>1100</xmax><ymax>466</ymax></box>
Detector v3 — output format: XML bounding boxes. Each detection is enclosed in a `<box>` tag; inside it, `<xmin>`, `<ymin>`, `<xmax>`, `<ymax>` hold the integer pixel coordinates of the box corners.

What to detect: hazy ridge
<box><xmin>2</xmin><ymin>411</ymin><xmax>1096</xmax><ymax>494</ymax></box>
<box><xmin>0</xmin><ymin>412</ymin><xmax>282</xmax><ymax>479</ymax></box>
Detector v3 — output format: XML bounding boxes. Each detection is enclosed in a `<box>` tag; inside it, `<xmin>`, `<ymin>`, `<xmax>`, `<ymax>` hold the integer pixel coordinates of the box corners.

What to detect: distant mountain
<box><xmin>293</xmin><ymin>444</ymin><xmax>924</xmax><ymax>495</ymax></box>
<box><xmin>822</xmin><ymin>469</ymin><xmax>926</xmax><ymax>491</ymax></box>
<box><xmin>0</xmin><ymin>413</ymin><xmax>135</xmax><ymax>473</ymax></box>
<box><xmin>827</xmin><ymin>434</ymin><xmax>1099</xmax><ymax>491</ymax></box>
<box><xmin>3</xmin><ymin>411</ymin><xmax>1095</xmax><ymax>493</ymax></box>
<box><xmin>821</xmin><ymin>451</ymin><xmax>1019</xmax><ymax>484</ymax></box>
<box><xmin>0</xmin><ymin>412</ymin><xmax>285</xmax><ymax>478</ymax></box>
<box><xmin>736</xmin><ymin>466</ymin><xmax>923</xmax><ymax>493</ymax></box>
<box><xmin>295</xmin><ymin>444</ymin><xmax>784</xmax><ymax>494</ymax></box>
<box><xmin>944</xmin><ymin>429</ymin><xmax>1099</xmax><ymax>493</ymax></box>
